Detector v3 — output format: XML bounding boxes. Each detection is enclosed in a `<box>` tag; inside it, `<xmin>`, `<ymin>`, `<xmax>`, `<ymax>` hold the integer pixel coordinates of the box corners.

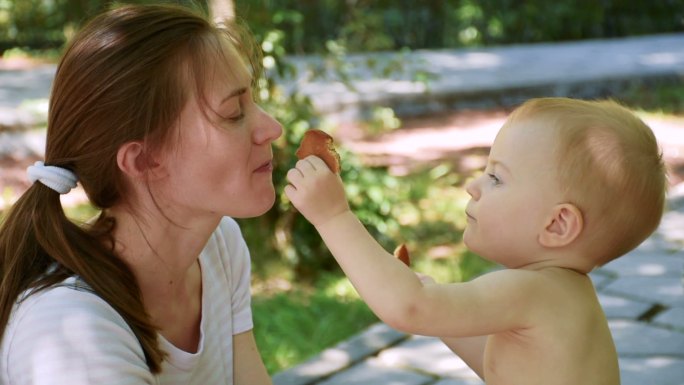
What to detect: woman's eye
<box><xmin>226</xmin><ymin>112</ymin><xmax>245</xmax><ymax>122</ymax></box>
<box><xmin>487</xmin><ymin>173</ymin><xmax>501</xmax><ymax>185</ymax></box>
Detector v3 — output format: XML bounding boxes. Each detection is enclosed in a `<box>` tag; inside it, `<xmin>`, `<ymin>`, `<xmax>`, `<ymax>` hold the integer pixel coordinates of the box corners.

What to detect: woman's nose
<box><xmin>253</xmin><ymin>106</ymin><xmax>283</xmax><ymax>144</ymax></box>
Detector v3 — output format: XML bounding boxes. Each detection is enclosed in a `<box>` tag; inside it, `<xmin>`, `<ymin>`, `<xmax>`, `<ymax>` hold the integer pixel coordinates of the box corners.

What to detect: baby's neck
<box><xmin>512</xmin><ymin>256</ymin><xmax>594</xmax><ymax>274</ymax></box>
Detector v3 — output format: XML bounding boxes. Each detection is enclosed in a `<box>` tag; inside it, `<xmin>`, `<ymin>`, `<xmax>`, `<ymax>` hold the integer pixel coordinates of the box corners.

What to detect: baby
<box><xmin>284</xmin><ymin>97</ymin><xmax>667</xmax><ymax>384</ymax></box>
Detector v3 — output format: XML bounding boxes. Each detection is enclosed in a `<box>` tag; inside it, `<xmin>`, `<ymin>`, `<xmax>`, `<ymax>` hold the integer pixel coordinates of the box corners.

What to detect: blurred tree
<box><xmin>2</xmin><ymin>0</ymin><xmax>683</xmax><ymax>54</ymax></box>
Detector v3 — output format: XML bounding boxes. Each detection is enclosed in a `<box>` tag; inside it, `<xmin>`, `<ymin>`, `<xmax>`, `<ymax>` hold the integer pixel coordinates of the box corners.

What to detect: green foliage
<box><xmin>0</xmin><ymin>0</ymin><xmax>65</xmax><ymax>50</ymax></box>
<box><xmin>252</xmin><ymin>274</ymin><xmax>378</xmax><ymax>374</ymax></box>
<box><xmin>240</xmin><ymin>119</ymin><xmax>406</xmax><ymax>281</ymax></box>
<box><xmin>234</xmin><ymin>0</ymin><xmax>684</xmax><ymax>53</ymax></box>
<box><xmin>2</xmin><ymin>1</ymin><xmax>683</xmax><ymax>54</ymax></box>
<box><xmin>228</xmin><ymin>5</ymin><xmax>440</xmax><ymax>282</ymax></box>
<box><xmin>64</xmin><ymin>202</ymin><xmax>100</xmax><ymax>223</ymax></box>
<box><xmin>619</xmin><ymin>82</ymin><xmax>684</xmax><ymax>115</ymax></box>
<box><xmin>0</xmin><ymin>0</ymin><xmax>202</xmax><ymax>52</ymax></box>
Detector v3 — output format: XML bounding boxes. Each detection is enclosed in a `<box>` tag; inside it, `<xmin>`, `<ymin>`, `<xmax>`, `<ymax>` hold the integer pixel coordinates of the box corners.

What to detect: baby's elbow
<box><xmin>379</xmin><ymin>297</ymin><xmax>425</xmax><ymax>333</ymax></box>
<box><xmin>382</xmin><ymin>313</ymin><xmax>414</xmax><ymax>334</ymax></box>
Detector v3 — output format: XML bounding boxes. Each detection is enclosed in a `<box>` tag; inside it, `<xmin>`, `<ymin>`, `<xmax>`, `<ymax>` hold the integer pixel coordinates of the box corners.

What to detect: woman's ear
<box><xmin>538</xmin><ymin>203</ymin><xmax>583</xmax><ymax>248</ymax></box>
<box><xmin>116</xmin><ymin>141</ymin><xmax>163</xmax><ymax>180</ymax></box>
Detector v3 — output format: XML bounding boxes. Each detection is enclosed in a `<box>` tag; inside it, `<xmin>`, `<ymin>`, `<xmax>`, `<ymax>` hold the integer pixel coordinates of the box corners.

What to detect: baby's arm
<box><xmin>421</xmin><ymin>273</ymin><xmax>487</xmax><ymax>379</ymax></box>
<box><xmin>441</xmin><ymin>335</ymin><xmax>487</xmax><ymax>378</ymax></box>
<box><xmin>285</xmin><ymin>156</ymin><xmax>542</xmax><ymax>337</ymax></box>
<box><xmin>285</xmin><ymin>156</ymin><xmax>424</xmax><ymax>326</ymax></box>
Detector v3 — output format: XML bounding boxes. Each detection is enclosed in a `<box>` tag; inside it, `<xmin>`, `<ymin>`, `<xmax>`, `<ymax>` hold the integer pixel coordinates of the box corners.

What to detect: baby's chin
<box><xmin>462</xmin><ymin>239</ymin><xmax>498</xmax><ymax>265</ymax></box>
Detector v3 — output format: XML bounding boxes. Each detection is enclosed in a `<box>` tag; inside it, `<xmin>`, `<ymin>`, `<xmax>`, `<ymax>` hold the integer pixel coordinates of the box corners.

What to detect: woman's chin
<box><xmin>233</xmin><ymin>191</ymin><xmax>276</xmax><ymax>218</ymax></box>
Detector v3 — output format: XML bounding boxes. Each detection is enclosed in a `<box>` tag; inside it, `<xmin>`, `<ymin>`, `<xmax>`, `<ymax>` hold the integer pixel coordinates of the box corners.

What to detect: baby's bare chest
<box><xmin>483</xmin><ymin>315</ymin><xmax>618</xmax><ymax>385</ymax></box>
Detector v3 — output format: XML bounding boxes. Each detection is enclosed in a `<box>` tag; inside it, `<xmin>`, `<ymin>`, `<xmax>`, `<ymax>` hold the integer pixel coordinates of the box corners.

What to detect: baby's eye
<box><xmin>487</xmin><ymin>173</ymin><xmax>501</xmax><ymax>185</ymax></box>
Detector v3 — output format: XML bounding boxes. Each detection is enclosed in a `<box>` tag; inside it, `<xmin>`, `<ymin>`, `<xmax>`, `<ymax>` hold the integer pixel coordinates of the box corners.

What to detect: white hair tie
<box><xmin>26</xmin><ymin>161</ymin><xmax>78</xmax><ymax>194</ymax></box>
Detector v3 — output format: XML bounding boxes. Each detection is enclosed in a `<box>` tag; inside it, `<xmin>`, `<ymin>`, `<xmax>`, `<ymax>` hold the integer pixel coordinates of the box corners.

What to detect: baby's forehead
<box><xmin>490</xmin><ymin>120</ymin><xmax>563</xmax><ymax>172</ymax></box>
<box><xmin>495</xmin><ymin>118</ymin><xmax>560</xmax><ymax>150</ymax></box>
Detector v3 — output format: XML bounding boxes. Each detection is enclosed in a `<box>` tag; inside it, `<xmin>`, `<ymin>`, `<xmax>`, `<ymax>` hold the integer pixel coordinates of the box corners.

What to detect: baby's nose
<box><xmin>465</xmin><ymin>177</ymin><xmax>480</xmax><ymax>200</ymax></box>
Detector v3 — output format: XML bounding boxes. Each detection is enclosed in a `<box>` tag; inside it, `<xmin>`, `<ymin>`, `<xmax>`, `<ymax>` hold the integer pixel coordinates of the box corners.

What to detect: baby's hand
<box><xmin>285</xmin><ymin>156</ymin><xmax>350</xmax><ymax>227</ymax></box>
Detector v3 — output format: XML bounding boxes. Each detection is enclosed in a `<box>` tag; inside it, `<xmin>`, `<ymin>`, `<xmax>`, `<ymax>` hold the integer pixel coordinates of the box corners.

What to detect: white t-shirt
<box><xmin>1</xmin><ymin>217</ymin><xmax>253</xmax><ymax>385</ymax></box>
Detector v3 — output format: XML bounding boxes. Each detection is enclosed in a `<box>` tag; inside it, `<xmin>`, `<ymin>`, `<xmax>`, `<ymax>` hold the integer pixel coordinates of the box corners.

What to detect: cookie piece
<box><xmin>295</xmin><ymin>129</ymin><xmax>341</xmax><ymax>173</ymax></box>
<box><xmin>393</xmin><ymin>243</ymin><xmax>411</xmax><ymax>267</ymax></box>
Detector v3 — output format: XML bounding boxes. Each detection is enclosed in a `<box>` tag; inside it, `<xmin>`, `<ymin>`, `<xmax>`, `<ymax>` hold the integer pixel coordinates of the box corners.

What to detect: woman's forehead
<box><xmin>192</xmin><ymin>39</ymin><xmax>252</xmax><ymax>103</ymax></box>
<box><xmin>209</xmin><ymin>59</ymin><xmax>251</xmax><ymax>97</ymax></box>
<box><xmin>217</xmin><ymin>37</ymin><xmax>251</xmax><ymax>76</ymax></box>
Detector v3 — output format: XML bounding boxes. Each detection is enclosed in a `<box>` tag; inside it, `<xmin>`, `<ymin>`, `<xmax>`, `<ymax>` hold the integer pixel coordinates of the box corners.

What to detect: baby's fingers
<box><xmin>284</xmin><ymin>175</ymin><xmax>310</xmax><ymax>210</ymax></box>
<box><xmin>284</xmin><ymin>183</ymin><xmax>299</xmax><ymax>203</ymax></box>
<box><xmin>302</xmin><ymin>155</ymin><xmax>330</xmax><ymax>173</ymax></box>
<box><xmin>286</xmin><ymin>167</ymin><xmax>304</xmax><ymax>185</ymax></box>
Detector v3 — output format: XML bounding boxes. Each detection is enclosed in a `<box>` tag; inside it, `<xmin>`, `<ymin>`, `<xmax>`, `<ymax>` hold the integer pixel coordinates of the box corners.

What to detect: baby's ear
<box><xmin>116</xmin><ymin>141</ymin><xmax>164</xmax><ymax>180</ymax></box>
<box><xmin>538</xmin><ymin>203</ymin><xmax>583</xmax><ymax>248</ymax></box>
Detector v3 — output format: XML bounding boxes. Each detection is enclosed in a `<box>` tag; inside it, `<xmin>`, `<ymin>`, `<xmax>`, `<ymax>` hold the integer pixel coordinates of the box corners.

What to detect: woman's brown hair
<box><xmin>0</xmin><ymin>3</ymin><xmax>260</xmax><ymax>373</ymax></box>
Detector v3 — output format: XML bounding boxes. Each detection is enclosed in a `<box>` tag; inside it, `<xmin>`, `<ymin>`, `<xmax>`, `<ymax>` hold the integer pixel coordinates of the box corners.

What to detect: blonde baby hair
<box><xmin>505</xmin><ymin>97</ymin><xmax>667</xmax><ymax>265</ymax></box>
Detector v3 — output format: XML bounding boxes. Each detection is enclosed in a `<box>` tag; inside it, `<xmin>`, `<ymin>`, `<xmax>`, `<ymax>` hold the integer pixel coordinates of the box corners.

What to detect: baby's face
<box><xmin>463</xmin><ymin>119</ymin><xmax>563</xmax><ymax>267</ymax></box>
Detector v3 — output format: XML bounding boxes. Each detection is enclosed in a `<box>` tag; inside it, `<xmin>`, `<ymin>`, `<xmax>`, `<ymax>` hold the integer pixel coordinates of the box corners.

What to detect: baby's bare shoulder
<box><xmin>472</xmin><ymin>267</ymin><xmax>597</xmax><ymax>312</ymax></box>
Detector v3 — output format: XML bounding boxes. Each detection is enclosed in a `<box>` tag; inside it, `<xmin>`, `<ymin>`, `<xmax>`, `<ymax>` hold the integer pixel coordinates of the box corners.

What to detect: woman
<box><xmin>0</xmin><ymin>3</ymin><xmax>281</xmax><ymax>384</ymax></box>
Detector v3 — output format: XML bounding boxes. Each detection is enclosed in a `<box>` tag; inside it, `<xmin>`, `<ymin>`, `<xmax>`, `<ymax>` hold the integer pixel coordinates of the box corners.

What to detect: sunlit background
<box><xmin>1</xmin><ymin>0</ymin><xmax>683</xmax><ymax>374</ymax></box>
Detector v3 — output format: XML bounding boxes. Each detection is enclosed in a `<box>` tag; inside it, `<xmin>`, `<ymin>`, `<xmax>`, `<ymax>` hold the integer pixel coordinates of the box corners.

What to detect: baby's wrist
<box><xmin>314</xmin><ymin>209</ymin><xmax>354</xmax><ymax>234</ymax></box>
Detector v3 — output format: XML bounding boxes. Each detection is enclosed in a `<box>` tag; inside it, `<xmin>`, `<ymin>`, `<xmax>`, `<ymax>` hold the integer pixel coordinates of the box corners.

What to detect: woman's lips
<box><xmin>255</xmin><ymin>160</ymin><xmax>273</xmax><ymax>173</ymax></box>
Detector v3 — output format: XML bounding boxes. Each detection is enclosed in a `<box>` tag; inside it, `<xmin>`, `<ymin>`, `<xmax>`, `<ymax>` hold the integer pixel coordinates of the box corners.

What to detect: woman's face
<box><xmin>152</xmin><ymin>52</ymin><xmax>283</xmax><ymax>222</ymax></box>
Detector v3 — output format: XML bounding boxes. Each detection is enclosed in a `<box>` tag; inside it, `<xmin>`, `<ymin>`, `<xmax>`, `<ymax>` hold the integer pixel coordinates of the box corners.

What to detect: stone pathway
<box><xmin>273</xmin><ymin>185</ymin><xmax>684</xmax><ymax>385</ymax></box>
<box><xmin>289</xmin><ymin>32</ymin><xmax>684</xmax><ymax>124</ymax></box>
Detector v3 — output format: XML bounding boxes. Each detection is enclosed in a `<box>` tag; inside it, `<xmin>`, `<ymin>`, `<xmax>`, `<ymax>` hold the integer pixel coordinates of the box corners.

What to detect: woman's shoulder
<box><xmin>202</xmin><ymin>217</ymin><xmax>251</xmax><ymax>287</ymax></box>
<box><xmin>4</xmin><ymin>282</ymin><xmax>145</xmax><ymax>358</ymax></box>
<box><xmin>6</xmin><ymin>281</ymin><xmax>137</xmax><ymax>343</ymax></box>
<box><xmin>12</xmin><ymin>281</ymin><xmax>123</xmax><ymax>322</ymax></box>
<box><xmin>2</xmin><ymin>282</ymin><xmax>152</xmax><ymax>382</ymax></box>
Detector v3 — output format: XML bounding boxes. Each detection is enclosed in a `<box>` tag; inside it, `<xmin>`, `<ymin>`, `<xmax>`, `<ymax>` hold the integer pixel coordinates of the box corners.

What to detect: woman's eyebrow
<box><xmin>220</xmin><ymin>87</ymin><xmax>248</xmax><ymax>105</ymax></box>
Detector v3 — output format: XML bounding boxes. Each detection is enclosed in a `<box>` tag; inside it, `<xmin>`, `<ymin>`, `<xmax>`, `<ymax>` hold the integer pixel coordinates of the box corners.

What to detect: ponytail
<box><xmin>0</xmin><ymin>182</ymin><xmax>166</xmax><ymax>372</ymax></box>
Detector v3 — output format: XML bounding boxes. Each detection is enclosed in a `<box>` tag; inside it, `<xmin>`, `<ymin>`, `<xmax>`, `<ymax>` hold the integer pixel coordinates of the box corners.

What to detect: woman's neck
<box><xmin>106</xmin><ymin>204</ymin><xmax>216</xmax><ymax>302</ymax></box>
